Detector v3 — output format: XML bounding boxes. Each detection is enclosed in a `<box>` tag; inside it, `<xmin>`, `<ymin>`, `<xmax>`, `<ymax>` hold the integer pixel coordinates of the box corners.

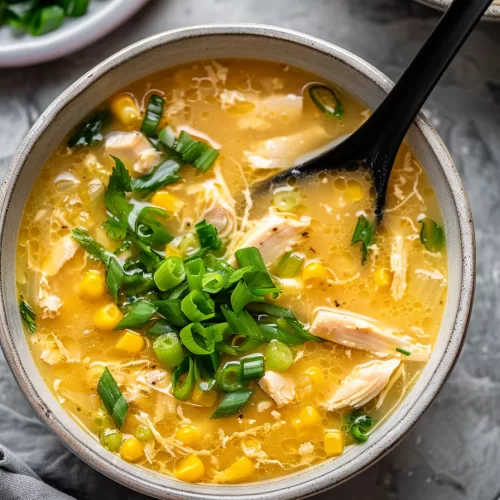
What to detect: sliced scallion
<box><xmin>216</xmin><ymin>361</ymin><xmax>246</xmax><ymax>392</ymax></box>
<box><xmin>147</xmin><ymin>319</ymin><xmax>179</xmax><ymax>338</ymax></box>
<box><xmin>195</xmin><ymin>219</ymin><xmax>222</xmax><ymax>250</ymax></box>
<box><xmin>97</xmin><ymin>367</ymin><xmax>129</xmax><ymax>428</ymax></box>
<box><xmin>272</xmin><ymin>189</ymin><xmax>300</xmax><ymax>212</ymax></box>
<box><xmin>172</xmin><ymin>355</ymin><xmax>195</xmax><ymax>401</ymax></box>
<box><xmin>276</xmin><ymin>251</ymin><xmax>304</xmax><ymax>278</ymax></box>
<box><xmin>154</xmin><ymin>299</ymin><xmax>189</xmax><ymax>327</ymax></box>
<box><xmin>185</xmin><ymin>258</ymin><xmax>206</xmax><ymax>292</ymax></box>
<box><xmin>235</xmin><ymin>247</ymin><xmax>276</xmax><ymax>293</ymax></box>
<box><xmin>351</xmin><ymin>214</ymin><xmax>374</xmax><ymax>264</ymax></box>
<box><xmin>265</xmin><ymin>339</ymin><xmax>294</xmax><ymax>372</ymax></box>
<box><xmin>202</xmin><ymin>272</ymin><xmax>224</xmax><ymax>294</ymax></box>
<box><xmin>419</xmin><ymin>217</ymin><xmax>445</xmax><ymax>253</ymax></box>
<box><xmin>241</xmin><ymin>354</ymin><xmax>265</xmax><ymax>380</ymax></box>
<box><xmin>153</xmin><ymin>332</ymin><xmax>185</xmax><ymax>367</ymax></box>
<box><xmin>211</xmin><ymin>389</ymin><xmax>253</xmax><ymax>419</ymax></box>
<box><xmin>396</xmin><ymin>347</ymin><xmax>411</xmax><ymax>356</ymax></box>
<box><xmin>141</xmin><ymin>94</ymin><xmax>165</xmax><ymax>137</ymax></box>
<box><xmin>181</xmin><ymin>290</ymin><xmax>215</xmax><ymax>322</ymax></box>
<box><xmin>309</xmin><ymin>84</ymin><xmax>344</xmax><ymax>119</ymax></box>
<box><xmin>114</xmin><ymin>300</ymin><xmax>157</xmax><ymax>330</ymax></box>
<box><xmin>19</xmin><ymin>299</ymin><xmax>37</xmax><ymax>334</ymax></box>
<box><xmin>154</xmin><ymin>256</ymin><xmax>185</xmax><ymax>292</ymax></box>
<box><xmin>180</xmin><ymin>322</ymin><xmax>215</xmax><ymax>355</ymax></box>
<box><xmin>29</xmin><ymin>5</ymin><xmax>65</xmax><ymax>36</ymax></box>
<box><xmin>67</xmin><ymin>111</ymin><xmax>108</xmax><ymax>148</ymax></box>
<box><xmin>194</xmin><ymin>355</ymin><xmax>218</xmax><ymax>392</ymax></box>
<box><xmin>346</xmin><ymin>412</ymin><xmax>374</xmax><ymax>443</ymax></box>
<box><xmin>230</xmin><ymin>280</ymin><xmax>262</xmax><ymax>314</ymax></box>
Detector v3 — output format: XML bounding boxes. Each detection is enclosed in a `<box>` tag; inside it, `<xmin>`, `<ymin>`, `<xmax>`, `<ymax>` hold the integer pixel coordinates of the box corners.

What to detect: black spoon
<box><xmin>269</xmin><ymin>0</ymin><xmax>491</xmax><ymax>221</ymax></box>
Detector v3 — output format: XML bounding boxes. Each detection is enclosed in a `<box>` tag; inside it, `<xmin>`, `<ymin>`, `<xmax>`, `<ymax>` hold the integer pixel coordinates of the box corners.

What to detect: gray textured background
<box><xmin>0</xmin><ymin>1</ymin><xmax>498</xmax><ymax>499</ymax></box>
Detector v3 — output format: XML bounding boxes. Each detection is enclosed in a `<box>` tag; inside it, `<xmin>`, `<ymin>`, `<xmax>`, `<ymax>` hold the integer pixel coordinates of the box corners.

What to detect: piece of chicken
<box><xmin>41</xmin><ymin>234</ymin><xmax>80</xmax><ymax>276</ymax></box>
<box><xmin>390</xmin><ymin>236</ymin><xmax>408</xmax><ymax>301</ymax></box>
<box><xmin>258</xmin><ymin>371</ymin><xmax>296</xmax><ymax>407</ymax></box>
<box><xmin>105</xmin><ymin>131</ymin><xmax>162</xmax><ymax>176</ymax></box>
<box><xmin>310</xmin><ymin>307</ymin><xmax>431</xmax><ymax>361</ymax></box>
<box><xmin>321</xmin><ymin>359</ymin><xmax>401</xmax><ymax>410</ymax></box>
<box><xmin>228</xmin><ymin>215</ymin><xmax>310</xmax><ymax>266</ymax></box>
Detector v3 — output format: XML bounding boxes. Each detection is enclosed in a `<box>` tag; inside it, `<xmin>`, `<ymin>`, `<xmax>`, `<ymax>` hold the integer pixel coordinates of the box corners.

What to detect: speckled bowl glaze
<box><xmin>415</xmin><ymin>0</ymin><xmax>500</xmax><ymax>21</ymax></box>
<box><xmin>0</xmin><ymin>25</ymin><xmax>475</xmax><ymax>500</ymax></box>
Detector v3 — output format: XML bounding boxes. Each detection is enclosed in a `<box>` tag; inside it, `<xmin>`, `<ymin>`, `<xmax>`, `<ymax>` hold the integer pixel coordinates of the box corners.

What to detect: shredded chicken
<box><xmin>258</xmin><ymin>371</ymin><xmax>296</xmax><ymax>407</ymax></box>
<box><xmin>39</xmin><ymin>294</ymin><xmax>63</xmax><ymax>319</ymax></box>
<box><xmin>321</xmin><ymin>359</ymin><xmax>401</xmax><ymax>410</ymax></box>
<box><xmin>33</xmin><ymin>333</ymin><xmax>79</xmax><ymax>365</ymax></box>
<box><xmin>390</xmin><ymin>236</ymin><xmax>408</xmax><ymax>301</ymax></box>
<box><xmin>227</xmin><ymin>214</ymin><xmax>310</xmax><ymax>266</ymax></box>
<box><xmin>310</xmin><ymin>307</ymin><xmax>431</xmax><ymax>361</ymax></box>
<box><xmin>41</xmin><ymin>234</ymin><xmax>79</xmax><ymax>276</ymax></box>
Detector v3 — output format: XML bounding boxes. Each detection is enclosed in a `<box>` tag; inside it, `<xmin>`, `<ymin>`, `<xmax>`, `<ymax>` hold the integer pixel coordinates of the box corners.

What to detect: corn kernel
<box><xmin>293</xmin><ymin>406</ymin><xmax>322</xmax><ymax>432</ymax></box>
<box><xmin>215</xmin><ymin>457</ymin><xmax>254</xmax><ymax>483</ymax></box>
<box><xmin>192</xmin><ymin>386</ymin><xmax>217</xmax><ymax>407</ymax></box>
<box><xmin>85</xmin><ymin>365</ymin><xmax>105</xmax><ymax>389</ymax></box>
<box><xmin>345</xmin><ymin>179</ymin><xmax>365</xmax><ymax>202</ymax></box>
<box><xmin>174</xmin><ymin>455</ymin><xmax>205</xmax><ymax>483</ymax></box>
<box><xmin>374</xmin><ymin>268</ymin><xmax>393</xmax><ymax>288</ymax></box>
<box><xmin>79</xmin><ymin>271</ymin><xmax>105</xmax><ymax>300</ymax></box>
<box><xmin>324</xmin><ymin>431</ymin><xmax>344</xmax><ymax>456</ymax></box>
<box><xmin>175</xmin><ymin>425</ymin><xmax>200</xmax><ymax>447</ymax></box>
<box><xmin>304</xmin><ymin>366</ymin><xmax>323</xmax><ymax>385</ymax></box>
<box><xmin>94</xmin><ymin>303</ymin><xmax>123</xmax><ymax>331</ymax></box>
<box><xmin>110</xmin><ymin>94</ymin><xmax>140</xmax><ymax>127</ymax></box>
<box><xmin>303</xmin><ymin>262</ymin><xmax>328</xmax><ymax>281</ymax></box>
<box><xmin>151</xmin><ymin>191</ymin><xmax>185</xmax><ymax>215</ymax></box>
<box><xmin>119</xmin><ymin>437</ymin><xmax>143</xmax><ymax>462</ymax></box>
<box><xmin>116</xmin><ymin>331</ymin><xmax>144</xmax><ymax>353</ymax></box>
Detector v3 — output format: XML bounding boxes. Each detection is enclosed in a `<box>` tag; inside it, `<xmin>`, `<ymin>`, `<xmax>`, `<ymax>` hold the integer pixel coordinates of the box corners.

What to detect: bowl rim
<box><xmin>0</xmin><ymin>24</ymin><xmax>476</xmax><ymax>499</ymax></box>
<box><xmin>415</xmin><ymin>0</ymin><xmax>500</xmax><ymax>20</ymax></box>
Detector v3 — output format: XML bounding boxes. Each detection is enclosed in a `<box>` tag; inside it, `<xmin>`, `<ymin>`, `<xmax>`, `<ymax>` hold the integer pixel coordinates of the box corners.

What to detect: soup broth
<box><xmin>16</xmin><ymin>59</ymin><xmax>447</xmax><ymax>484</ymax></box>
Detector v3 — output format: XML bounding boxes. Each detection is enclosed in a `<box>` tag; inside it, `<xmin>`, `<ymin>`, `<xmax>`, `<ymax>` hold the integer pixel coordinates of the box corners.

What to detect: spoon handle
<box><xmin>364</xmin><ymin>0</ymin><xmax>491</xmax><ymax>151</ymax></box>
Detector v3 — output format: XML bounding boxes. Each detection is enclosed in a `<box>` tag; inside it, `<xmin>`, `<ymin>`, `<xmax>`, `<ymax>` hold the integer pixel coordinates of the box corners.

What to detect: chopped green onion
<box><xmin>226</xmin><ymin>266</ymin><xmax>253</xmax><ymax>287</ymax></box>
<box><xmin>351</xmin><ymin>214</ymin><xmax>374</xmax><ymax>264</ymax></box>
<box><xmin>265</xmin><ymin>340</ymin><xmax>294</xmax><ymax>371</ymax></box>
<box><xmin>106</xmin><ymin>258</ymin><xmax>124</xmax><ymax>302</ymax></box>
<box><xmin>309</xmin><ymin>84</ymin><xmax>344</xmax><ymax>119</ymax></box>
<box><xmin>97</xmin><ymin>367</ymin><xmax>129</xmax><ymax>428</ymax></box>
<box><xmin>281</xmin><ymin>317</ymin><xmax>323</xmax><ymax>343</ymax></box>
<box><xmin>154</xmin><ymin>256</ymin><xmax>186</xmax><ymax>292</ymax></box>
<box><xmin>180</xmin><ymin>322</ymin><xmax>215</xmax><ymax>355</ymax></box>
<box><xmin>195</xmin><ymin>219</ymin><xmax>222</xmax><ymax>250</ymax></box>
<box><xmin>181</xmin><ymin>290</ymin><xmax>215</xmax><ymax>322</ymax></box>
<box><xmin>346</xmin><ymin>412</ymin><xmax>374</xmax><ymax>443</ymax></box>
<box><xmin>205</xmin><ymin>322</ymin><xmax>231</xmax><ymax>343</ymax></box>
<box><xmin>276</xmin><ymin>252</ymin><xmax>304</xmax><ymax>278</ymax></box>
<box><xmin>158</xmin><ymin>125</ymin><xmax>177</xmax><ymax>148</ymax></box>
<box><xmin>194</xmin><ymin>148</ymin><xmax>220</xmax><ymax>172</ymax></box>
<box><xmin>62</xmin><ymin>0</ymin><xmax>90</xmax><ymax>17</ymax></box>
<box><xmin>185</xmin><ymin>258</ymin><xmax>206</xmax><ymax>292</ymax></box>
<box><xmin>419</xmin><ymin>217</ymin><xmax>445</xmax><ymax>253</ymax></box>
<box><xmin>216</xmin><ymin>361</ymin><xmax>247</xmax><ymax>392</ymax></box>
<box><xmin>247</xmin><ymin>302</ymin><xmax>295</xmax><ymax>319</ymax></box>
<box><xmin>215</xmin><ymin>336</ymin><xmax>263</xmax><ymax>356</ymax></box>
<box><xmin>114</xmin><ymin>300</ymin><xmax>157</xmax><ymax>330</ymax></box>
<box><xmin>221</xmin><ymin>306</ymin><xmax>264</xmax><ymax>341</ymax></box>
<box><xmin>202</xmin><ymin>272</ymin><xmax>224</xmax><ymax>294</ymax></box>
<box><xmin>230</xmin><ymin>280</ymin><xmax>262</xmax><ymax>314</ymax></box>
<box><xmin>241</xmin><ymin>354</ymin><xmax>265</xmax><ymax>380</ymax></box>
<box><xmin>194</xmin><ymin>355</ymin><xmax>218</xmax><ymax>392</ymax></box>
<box><xmin>272</xmin><ymin>189</ymin><xmax>300</xmax><ymax>212</ymax></box>
<box><xmin>154</xmin><ymin>299</ymin><xmax>189</xmax><ymax>327</ymax></box>
<box><xmin>259</xmin><ymin>323</ymin><xmax>304</xmax><ymax>346</ymax></box>
<box><xmin>396</xmin><ymin>347</ymin><xmax>411</xmax><ymax>356</ymax></box>
<box><xmin>29</xmin><ymin>5</ymin><xmax>65</xmax><ymax>36</ymax></box>
<box><xmin>175</xmin><ymin>131</ymin><xmax>219</xmax><ymax>172</ymax></box>
<box><xmin>235</xmin><ymin>247</ymin><xmax>276</xmax><ymax>293</ymax></box>
<box><xmin>67</xmin><ymin>111</ymin><xmax>108</xmax><ymax>148</ymax></box>
<box><xmin>131</xmin><ymin>158</ymin><xmax>182</xmax><ymax>193</ymax></box>
<box><xmin>141</xmin><ymin>94</ymin><xmax>165</xmax><ymax>136</ymax></box>
<box><xmin>153</xmin><ymin>332</ymin><xmax>185</xmax><ymax>368</ymax></box>
<box><xmin>135</xmin><ymin>425</ymin><xmax>153</xmax><ymax>441</ymax></box>
<box><xmin>19</xmin><ymin>299</ymin><xmax>37</xmax><ymax>334</ymax></box>
<box><xmin>172</xmin><ymin>355</ymin><xmax>195</xmax><ymax>401</ymax></box>
<box><xmin>147</xmin><ymin>319</ymin><xmax>179</xmax><ymax>338</ymax></box>
<box><xmin>167</xmin><ymin>282</ymin><xmax>190</xmax><ymax>300</ymax></box>
<box><xmin>101</xmin><ymin>430</ymin><xmax>123</xmax><ymax>452</ymax></box>
<box><xmin>211</xmin><ymin>389</ymin><xmax>253</xmax><ymax>419</ymax></box>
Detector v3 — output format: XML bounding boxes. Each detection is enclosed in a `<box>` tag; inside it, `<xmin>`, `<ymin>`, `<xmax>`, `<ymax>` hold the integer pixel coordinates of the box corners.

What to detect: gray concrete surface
<box><xmin>1</xmin><ymin>1</ymin><xmax>499</xmax><ymax>499</ymax></box>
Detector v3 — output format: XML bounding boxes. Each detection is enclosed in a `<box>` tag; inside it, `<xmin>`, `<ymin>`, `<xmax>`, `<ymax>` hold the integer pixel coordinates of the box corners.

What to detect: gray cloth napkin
<box><xmin>0</xmin><ymin>445</ymin><xmax>75</xmax><ymax>500</ymax></box>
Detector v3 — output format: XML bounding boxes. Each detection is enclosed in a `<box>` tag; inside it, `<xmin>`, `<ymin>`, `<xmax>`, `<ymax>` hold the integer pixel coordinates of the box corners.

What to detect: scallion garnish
<box><xmin>185</xmin><ymin>258</ymin><xmax>206</xmax><ymax>292</ymax></box>
<box><xmin>230</xmin><ymin>280</ymin><xmax>262</xmax><ymax>314</ymax></box>
<box><xmin>153</xmin><ymin>332</ymin><xmax>185</xmax><ymax>367</ymax></box>
<box><xmin>195</xmin><ymin>220</ymin><xmax>222</xmax><ymax>251</ymax></box>
<box><xmin>147</xmin><ymin>319</ymin><xmax>179</xmax><ymax>338</ymax></box>
<box><xmin>216</xmin><ymin>361</ymin><xmax>247</xmax><ymax>392</ymax></box>
<box><xmin>181</xmin><ymin>290</ymin><xmax>215</xmax><ymax>322</ymax></box>
<box><xmin>235</xmin><ymin>247</ymin><xmax>277</xmax><ymax>293</ymax></box>
<box><xmin>309</xmin><ymin>84</ymin><xmax>344</xmax><ymax>119</ymax></box>
<box><xmin>276</xmin><ymin>251</ymin><xmax>304</xmax><ymax>278</ymax></box>
<box><xmin>194</xmin><ymin>354</ymin><xmax>218</xmax><ymax>392</ymax></box>
<box><xmin>97</xmin><ymin>367</ymin><xmax>129</xmax><ymax>428</ymax></box>
<box><xmin>419</xmin><ymin>217</ymin><xmax>445</xmax><ymax>253</ymax></box>
<box><xmin>154</xmin><ymin>256</ymin><xmax>186</xmax><ymax>292</ymax></box>
<box><xmin>114</xmin><ymin>300</ymin><xmax>157</xmax><ymax>330</ymax></box>
<box><xmin>29</xmin><ymin>5</ymin><xmax>65</xmax><ymax>36</ymax></box>
<box><xmin>351</xmin><ymin>214</ymin><xmax>374</xmax><ymax>264</ymax></box>
<box><xmin>396</xmin><ymin>347</ymin><xmax>411</xmax><ymax>356</ymax></box>
<box><xmin>67</xmin><ymin>111</ymin><xmax>108</xmax><ymax>148</ymax></box>
<box><xmin>154</xmin><ymin>299</ymin><xmax>189</xmax><ymax>327</ymax></box>
<box><xmin>172</xmin><ymin>355</ymin><xmax>195</xmax><ymax>401</ymax></box>
<box><xmin>19</xmin><ymin>299</ymin><xmax>37</xmax><ymax>334</ymax></box>
<box><xmin>345</xmin><ymin>411</ymin><xmax>374</xmax><ymax>443</ymax></box>
<box><xmin>180</xmin><ymin>322</ymin><xmax>215</xmax><ymax>355</ymax></box>
<box><xmin>265</xmin><ymin>340</ymin><xmax>294</xmax><ymax>372</ymax></box>
<box><xmin>174</xmin><ymin>131</ymin><xmax>220</xmax><ymax>172</ymax></box>
<box><xmin>201</xmin><ymin>272</ymin><xmax>224</xmax><ymax>294</ymax></box>
<box><xmin>131</xmin><ymin>158</ymin><xmax>182</xmax><ymax>193</ymax></box>
<box><xmin>241</xmin><ymin>354</ymin><xmax>265</xmax><ymax>380</ymax></box>
<box><xmin>211</xmin><ymin>389</ymin><xmax>253</xmax><ymax>419</ymax></box>
<box><xmin>141</xmin><ymin>94</ymin><xmax>165</xmax><ymax>137</ymax></box>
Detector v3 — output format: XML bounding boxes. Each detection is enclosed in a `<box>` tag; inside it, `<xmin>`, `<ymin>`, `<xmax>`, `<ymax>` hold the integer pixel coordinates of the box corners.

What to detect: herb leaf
<box><xmin>67</xmin><ymin>111</ymin><xmax>109</xmax><ymax>148</ymax></box>
<box><xmin>351</xmin><ymin>215</ymin><xmax>374</xmax><ymax>264</ymax></box>
<box><xmin>419</xmin><ymin>217</ymin><xmax>445</xmax><ymax>253</ymax></box>
<box><xmin>114</xmin><ymin>300</ymin><xmax>157</xmax><ymax>330</ymax></box>
<box><xmin>345</xmin><ymin>411</ymin><xmax>374</xmax><ymax>443</ymax></box>
<box><xmin>19</xmin><ymin>299</ymin><xmax>37</xmax><ymax>334</ymax></box>
<box><xmin>195</xmin><ymin>219</ymin><xmax>222</xmax><ymax>250</ymax></box>
<box><xmin>131</xmin><ymin>158</ymin><xmax>182</xmax><ymax>193</ymax></box>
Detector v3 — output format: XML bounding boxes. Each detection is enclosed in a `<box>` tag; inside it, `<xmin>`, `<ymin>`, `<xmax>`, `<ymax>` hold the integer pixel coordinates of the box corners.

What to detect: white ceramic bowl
<box><xmin>0</xmin><ymin>25</ymin><xmax>475</xmax><ymax>500</ymax></box>
<box><xmin>415</xmin><ymin>0</ymin><xmax>500</xmax><ymax>21</ymax></box>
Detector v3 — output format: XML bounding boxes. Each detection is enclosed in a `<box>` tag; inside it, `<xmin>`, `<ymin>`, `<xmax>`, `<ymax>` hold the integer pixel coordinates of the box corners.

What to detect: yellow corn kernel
<box><xmin>119</xmin><ymin>437</ymin><xmax>143</xmax><ymax>462</ymax></box>
<box><xmin>85</xmin><ymin>365</ymin><xmax>105</xmax><ymax>389</ymax></box>
<box><xmin>345</xmin><ymin>179</ymin><xmax>365</xmax><ymax>202</ymax></box>
<box><xmin>166</xmin><ymin>245</ymin><xmax>183</xmax><ymax>258</ymax></box>
<box><xmin>303</xmin><ymin>262</ymin><xmax>328</xmax><ymax>281</ymax></box>
<box><xmin>151</xmin><ymin>191</ymin><xmax>185</xmax><ymax>215</ymax></box>
<box><xmin>324</xmin><ymin>431</ymin><xmax>344</xmax><ymax>457</ymax></box>
<box><xmin>116</xmin><ymin>331</ymin><xmax>144</xmax><ymax>353</ymax></box>
<box><xmin>175</xmin><ymin>425</ymin><xmax>200</xmax><ymax>447</ymax></box>
<box><xmin>79</xmin><ymin>271</ymin><xmax>105</xmax><ymax>300</ymax></box>
<box><xmin>293</xmin><ymin>406</ymin><xmax>322</xmax><ymax>431</ymax></box>
<box><xmin>94</xmin><ymin>303</ymin><xmax>123</xmax><ymax>331</ymax></box>
<box><xmin>374</xmin><ymin>268</ymin><xmax>393</xmax><ymax>288</ymax></box>
<box><xmin>174</xmin><ymin>455</ymin><xmax>205</xmax><ymax>483</ymax></box>
<box><xmin>110</xmin><ymin>94</ymin><xmax>140</xmax><ymax>127</ymax></box>
<box><xmin>215</xmin><ymin>457</ymin><xmax>254</xmax><ymax>483</ymax></box>
<box><xmin>304</xmin><ymin>366</ymin><xmax>323</xmax><ymax>385</ymax></box>
<box><xmin>192</xmin><ymin>386</ymin><xmax>217</xmax><ymax>407</ymax></box>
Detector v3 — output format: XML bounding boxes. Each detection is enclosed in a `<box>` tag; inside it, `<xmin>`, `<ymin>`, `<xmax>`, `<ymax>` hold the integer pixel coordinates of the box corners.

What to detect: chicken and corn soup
<box><xmin>16</xmin><ymin>59</ymin><xmax>447</xmax><ymax>484</ymax></box>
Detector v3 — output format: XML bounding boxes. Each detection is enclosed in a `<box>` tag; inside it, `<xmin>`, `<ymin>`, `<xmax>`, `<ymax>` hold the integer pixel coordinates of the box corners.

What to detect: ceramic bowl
<box><xmin>0</xmin><ymin>25</ymin><xmax>475</xmax><ymax>500</ymax></box>
<box><xmin>415</xmin><ymin>0</ymin><xmax>500</xmax><ymax>21</ymax></box>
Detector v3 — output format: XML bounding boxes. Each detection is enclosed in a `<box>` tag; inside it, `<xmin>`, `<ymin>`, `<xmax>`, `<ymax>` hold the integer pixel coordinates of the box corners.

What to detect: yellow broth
<box><xmin>16</xmin><ymin>59</ymin><xmax>447</xmax><ymax>483</ymax></box>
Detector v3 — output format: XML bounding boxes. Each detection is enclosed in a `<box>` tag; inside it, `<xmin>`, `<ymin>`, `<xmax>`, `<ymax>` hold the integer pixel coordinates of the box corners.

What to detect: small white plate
<box><xmin>0</xmin><ymin>0</ymin><xmax>151</xmax><ymax>67</ymax></box>
<box><xmin>415</xmin><ymin>0</ymin><xmax>500</xmax><ymax>21</ymax></box>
